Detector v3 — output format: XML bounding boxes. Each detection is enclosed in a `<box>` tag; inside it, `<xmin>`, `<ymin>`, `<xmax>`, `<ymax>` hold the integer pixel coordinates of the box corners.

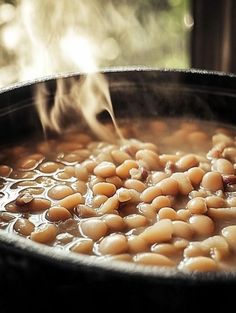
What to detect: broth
<box><xmin>1</xmin><ymin>117</ymin><xmax>236</xmax><ymax>272</ymax></box>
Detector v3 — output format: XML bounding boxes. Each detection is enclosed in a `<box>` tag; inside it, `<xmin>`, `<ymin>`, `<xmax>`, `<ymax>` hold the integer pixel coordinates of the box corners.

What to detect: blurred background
<box><xmin>0</xmin><ymin>0</ymin><xmax>235</xmax><ymax>88</ymax></box>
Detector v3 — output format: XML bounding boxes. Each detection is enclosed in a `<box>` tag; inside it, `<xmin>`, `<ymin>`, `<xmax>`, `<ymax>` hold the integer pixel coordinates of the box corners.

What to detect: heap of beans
<box><xmin>1</xmin><ymin>118</ymin><xmax>236</xmax><ymax>272</ymax></box>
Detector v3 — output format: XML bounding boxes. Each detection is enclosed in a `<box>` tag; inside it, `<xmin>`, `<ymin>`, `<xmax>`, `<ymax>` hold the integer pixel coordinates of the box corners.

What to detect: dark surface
<box><xmin>192</xmin><ymin>0</ymin><xmax>236</xmax><ymax>72</ymax></box>
<box><xmin>1</xmin><ymin>68</ymin><xmax>236</xmax><ymax>313</ymax></box>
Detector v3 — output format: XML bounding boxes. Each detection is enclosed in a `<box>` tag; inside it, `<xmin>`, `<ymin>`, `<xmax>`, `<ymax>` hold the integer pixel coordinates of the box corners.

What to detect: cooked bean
<box><xmin>139</xmin><ymin>219</ymin><xmax>173</xmax><ymax>244</ymax></box>
<box><xmin>124</xmin><ymin>214</ymin><xmax>148</xmax><ymax>229</ymax></box>
<box><xmin>82</xmin><ymin>160</ymin><xmax>98</xmax><ymax>173</ymax></box>
<box><xmin>98</xmin><ymin>195</ymin><xmax>119</xmax><ymax>214</ymax></box>
<box><xmin>116</xmin><ymin>188</ymin><xmax>132</xmax><ymax>202</ymax></box>
<box><xmin>56</xmin><ymin>232</ymin><xmax>73</xmax><ymax>244</ymax></box>
<box><xmin>63</xmin><ymin>151</ymin><xmax>88</xmax><ymax>163</ymax></box>
<box><xmin>212</xmin><ymin>133</ymin><xmax>234</xmax><ymax>146</ymax></box>
<box><xmin>29</xmin><ymin>198</ymin><xmax>51</xmax><ymax>212</ymax></box>
<box><xmin>30</xmin><ymin>224</ymin><xmax>58</xmax><ymax>243</ymax></box>
<box><xmin>93</xmin><ymin>182</ymin><xmax>116</xmax><ymax>197</ymax></box>
<box><xmin>124</xmin><ymin>179</ymin><xmax>146</xmax><ymax>193</ymax></box>
<box><xmin>189</xmin><ymin>190</ymin><xmax>208</xmax><ymax>199</ymax></box>
<box><xmin>187</xmin><ymin>197</ymin><xmax>207</xmax><ymax>214</ymax></box>
<box><xmin>16</xmin><ymin>192</ymin><xmax>33</xmax><ymax>206</ymax></box>
<box><xmin>130</xmin><ymin>167</ymin><xmax>148</xmax><ymax>181</ymax></box>
<box><xmin>141</xmin><ymin>142</ymin><xmax>159</xmax><ymax>152</ymax></box>
<box><xmin>76</xmin><ymin>204</ymin><xmax>97</xmax><ymax>218</ymax></box>
<box><xmin>74</xmin><ymin>164</ymin><xmax>88</xmax><ymax>181</ymax></box>
<box><xmin>179</xmin><ymin>257</ymin><xmax>218</xmax><ymax>272</ymax></box>
<box><xmin>176</xmin><ymin>209</ymin><xmax>191</xmax><ymax>221</ymax></box>
<box><xmin>5</xmin><ymin>203</ymin><xmax>19</xmax><ymax>213</ymax></box>
<box><xmin>208</xmin><ymin>207</ymin><xmax>236</xmax><ymax>220</ymax></box>
<box><xmin>123</xmin><ymin>142</ymin><xmax>140</xmax><ymax>157</ymax></box>
<box><xmin>151</xmin><ymin>243</ymin><xmax>179</xmax><ymax>256</ymax></box>
<box><xmin>158</xmin><ymin>207</ymin><xmax>177</xmax><ymax>220</ymax></box>
<box><xmin>57</xmin><ymin>142</ymin><xmax>82</xmax><ymax>152</ymax></box>
<box><xmin>111</xmin><ymin>150</ymin><xmax>131</xmax><ymax>164</ymax></box>
<box><xmin>70</xmin><ymin>238</ymin><xmax>94</xmax><ymax>254</ymax></box>
<box><xmin>0</xmin><ymin>165</ymin><xmax>12</xmax><ymax>177</ymax></box>
<box><xmin>72</xmin><ymin>181</ymin><xmax>87</xmax><ymax>195</ymax></box>
<box><xmin>140</xmin><ymin>186</ymin><xmax>162</xmax><ymax>203</ymax></box>
<box><xmin>199</xmin><ymin>162</ymin><xmax>211</xmax><ymax>172</ymax></box>
<box><xmin>136</xmin><ymin>149</ymin><xmax>161</xmax><ymax>170</ymax></box>
<box><xmin>89</xmin><ymin>176</ymin><xmax>104</xmax><ymax>188</ymax></box>
<box><xmin>223</xmin><ymin>147</ymin><xmax>236</xmax><ymax>163</ymax></box>
<box><xmin>134</xmin><ymin>253</ymin><xmax>174</xmax><ymax>266</ymax></box>
<box><xmin>222</xmin><ymin>226</ymin><xmax>236</xmax><ymax>251</ymax></box>
<box><xmin>128</xmin><ymin>235</ymin><xmax>148</xmax><ymax>253</ymax></box>
<box><xmin>64</xmin><ymin>166</ymin><xmax>75</xmax><ymax>177</ymax></box>
<box><xmin>189</xmin><ymin>215</ymin><xmax>214</xmax><ymax>238</ymax></box>
<box><xmin>222</xmin><ymin>175</ymin><xmax>236</xmax><ymax>187</ymax></box>
<box><xmin>0</xmin><ymin>212</ymin><xmax>15</xmax><ymax>222</ymax></box>
<box><xmin>80</xmin><ymin>219</ymin><xmax>107</xmax><ymax>241</ymax></box>
<box><xmin>21</xmin><ymin>187</ymin><xmax>44</xmax><ymax>195</ymax></box>
<box><xmin>105</xmin><ymin>254</ymin><xmax>132</xmax><ymax>262</ymax></box>
<box><xmin>92</xmin><ymin>195</ymin><xmax>108</xmax><ymax>207</ymax></box>
<box><xmin>17</xmin><ymin>157</ymin><xmax>38</xmax><ymax>170</ymax></box>
<box><xmin>96</xmin><ymin>152</ymin><xmax>113</xmax><ymax>163</ymax></box>
<box><xmin>173</xmin><ymin>238</ymin><xmax>189</xmax><ymax>249</ymax></box>
<box><xmin>17</xmin><ymin>180</ymin><xmax>38</xmax><ymax>187</ymax></box>
<box><xmin>58</xmin><ymin>193</ymin><xmax>84</xmax><ymax>211</ymax></box>
<box><xmin>62</xmin><ymin>165</ymin><xmax>75</xmax><ymax>178</ymax></box>
<box><xmin>128</xmin><ymin>189</ymin><xmax>141</xmax><ymax>203</ymax></box>
<box><xmin>157</xmin><ymin>178</ymin><xmax>179</xmax><ymax>196</ymax></box>
<box><xmin>202</xmin><ymin>235</ymin><xmax>229</xmax><ymax>260</ymax></box>
<box><xmin>103</xmin><ymin>214</ymin><xmax>125</xmax><ymax>232</ymax></box>
<box><xmin>39</xmin><ymin>162</ymin><xmax>61</xmax><ymax>173</ymax></box>
<box><xmin>99</xmin><ymin>234</ymin><xmax>128</xmax><ymax>255</ymax></box>
<box><xmin>183</xmin><ymin>242</ymin><xmax>208</xmax><ymax>258</ymax></box>
<box><xmin>227</xmin><ymin>197</ymin><xmax>236</xmax><ymax>207</ymax></box>
<box><xmin>14</xmin><ymin>218</ymin><xmax>35</xmax><ymax>236</ymax></box>
<box><xmin>151</xmin><ymin>196</ymin><xmax>172</xmax><ymax>212</ymax></box>
<box><xmin>150</xmin><ymin>171</ymin><xmax>169</xmax><ymax>184</ymax></box>
<box><xmin>176</xmin><ymin>154</ymin><xmax>199</xmax><ymax>171</ymax></box>
<box><xmin>201</xmin><ymin>172</ymin><xmax>223</xmax><ymax>192</ymax></box>
<box><xmin>205</xmin><ymin>196</ymin><xmax>226</xmax><ymax>208</ymax></box>
<box><xmin>116</xmin><ymin>160</ymin><xmax>138</xmax><ymax>179</ymax></box>
<box><xmin>186</xmin><ymin>167</ymin><xmax>205</xmax><ymax>187</ymax></box>
<box><xmin>11</xmin><ymin>171</ymin><xmax>36</xmax><ymax>179</ymax></box>
<box><xmin>48</xmin><ymin>185</ymin><xmax>74</xmax><ymax>200</ymax></box>
<box><xmin>47</xmin><ymin>206</ymin><xmax>72</xmax><ymax>222</ymax></box>
<box><xmin>56</xmin><ymin>172</ymin><xmax>71</xmax><ymax>180</ymax></box>
<box><xmin>94</xmin><ymin>161</ymin><xmax>116</xmax><ymax>178</ymax></box>
<box><xmin>213</xmin><ymin>158</ymin><xmax>234</xmax><ymax>175</ymax></box>
<box><xmin>106</xmin><ymin>176</ymin><xmax>123</xmax><ymax>188</ymax></box>
<box><xmin>172</xmin><ymin>221</ymin><xmax>193</xmax><ymax>240</ymax></box>
<box><xmin>171</xmin><ymin>173</ymin><xmax>193</xmax><ymax>195</ymax></box>
<box><xmin>138</xmin><ymin>203</ymin><xmax>156</xmax><ymax>220</ymax></box>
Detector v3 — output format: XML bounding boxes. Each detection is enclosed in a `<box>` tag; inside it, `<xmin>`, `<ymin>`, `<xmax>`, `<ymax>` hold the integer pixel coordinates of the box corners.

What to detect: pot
<box><xmin>1</xmin><ymin>68</ymin><xmax>236</xmax><ymax>312</ymax></box>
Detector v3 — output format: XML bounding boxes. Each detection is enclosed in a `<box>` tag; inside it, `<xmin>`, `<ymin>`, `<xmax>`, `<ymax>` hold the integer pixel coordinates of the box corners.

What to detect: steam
<box><xmin>8</xmin><ymin>0</ymin><xmax>189</xmax><ymax>140</ymax></box>
<box><xmin>35</xmin><ymin>74</ymin><xmax>122</xmax><ymax>142</ymax></box>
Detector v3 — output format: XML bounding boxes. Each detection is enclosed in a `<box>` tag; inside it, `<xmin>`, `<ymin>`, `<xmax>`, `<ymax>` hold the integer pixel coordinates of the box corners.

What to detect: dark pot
<box><xmin>1</xmin><ymin>68</ymin><xmax>236</xmax><ymax>313</ymax></box>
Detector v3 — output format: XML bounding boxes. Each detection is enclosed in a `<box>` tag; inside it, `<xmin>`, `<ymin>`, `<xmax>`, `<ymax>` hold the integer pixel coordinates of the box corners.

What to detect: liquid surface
<box><xmin>1</xmin><ymin>118</ymin><xmax>236</xmax><ymax>272</ymax></box>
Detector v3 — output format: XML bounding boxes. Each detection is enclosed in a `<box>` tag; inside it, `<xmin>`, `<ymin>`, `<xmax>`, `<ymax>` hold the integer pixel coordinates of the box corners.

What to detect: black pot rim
<box><xmin>1</xmin><ymin>66</ymin><xmax>236</xmax><ymax>95</ymax></box>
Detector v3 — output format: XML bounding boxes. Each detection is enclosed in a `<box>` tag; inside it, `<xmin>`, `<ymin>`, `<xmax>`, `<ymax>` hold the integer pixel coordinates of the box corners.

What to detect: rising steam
<box><xmin>35</xmin><ymin>73</ymin><xmax>122</xmax><ymax>142</ymax></box>
<box><xmin>11</xmin><ymin>0</ymin><xmax>189</xmax><ymax>140</ymax></box>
